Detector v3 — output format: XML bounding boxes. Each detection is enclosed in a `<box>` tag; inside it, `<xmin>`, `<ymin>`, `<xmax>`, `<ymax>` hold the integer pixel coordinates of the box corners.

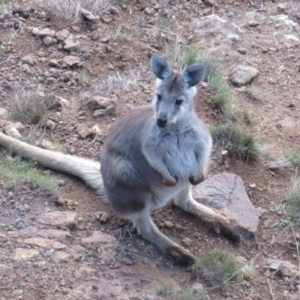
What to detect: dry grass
<box><xmin>0</xmin><ymin>155</ymin><xmax>59</xmax><ymax>194</ymax></box>
<box><xmin>192</xmin><ymin>249</ymin><xmax>244</xmax><ymax>287</ymax></box>
<box><xmin>210</xmin><ymin>122</ymin><xmax>263</xmax><ymax>162</ymax></box>
<box><xmin>36</xmin><ymin>0</ymin><xmax>111</xmax><ymax>24</ymax></box>
<box><xmin>285</xmin><ymin>175</ymin><xmax>300</xmax><ymax>221</ymax></box>
<box><xmin>9</xmin><ymin>82</ymin><xmax>51</xmax><ymax>125</ymax></box>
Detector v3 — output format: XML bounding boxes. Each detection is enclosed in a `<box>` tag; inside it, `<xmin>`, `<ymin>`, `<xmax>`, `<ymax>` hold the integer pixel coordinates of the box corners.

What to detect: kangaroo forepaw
<box><xmin>166</xmin><ymin>246</ymin><xmax>195</xmax><ymax>266</ymax></box>
<box><xmin>162</xmin><ymin>176</ymin><xmax>177</xmax><ymax>187</ymax></box>
<box><xmin>189</xmin><ymin>174</ymin><xmax>205</xmax><ymax>185</ymax></box>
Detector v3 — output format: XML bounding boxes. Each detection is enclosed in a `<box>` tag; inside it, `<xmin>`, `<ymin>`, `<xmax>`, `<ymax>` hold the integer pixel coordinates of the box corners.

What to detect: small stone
<box><xmin>91</xmin><ymin>124</ymin><xmax>101</xmax><ymax>135</ymax></box>
<box><xmin>102</xmin><ymin>16</ymin><xmax>113</xmax><ymax>23</ymax></box>
<box><xmin>4</xmin><ymin>126</ymin><xmax>21</xmax><ymax>139</ymax></box>
<box><xmin>144</xmin><ymin>7</ymin><xmax>152</xmax><ymax>15</ymax></box>
<box><xmin>23</xmin><ymin>237</ymin><xmax>66</xmax><ymax>249</ymax></box>
<box><xmin>230</xmin><ymin>65</ymin><xmax>260</xmax><ymax>86</ymax></box>
<box><xmin>0</xmin><ymin>107</ymin><xmax>8</xmax><ymax>118</ymax></box>
<box><xmin>71</xmin><ymin>25</ymin><xmax>81</xmax><ymax>32</ymax></box>
<box><xmin>99</xmin><ymin>212</ymin><xmax>109</xmax><ymax>223</ymax></box>
<box><xmin>248</xmin><ymin>20</ymin><xmax>259</xmax><ymax>27</ymax></box>
<box><xmin>22</xmin><ymin>55</ymin><xmax>35</xmax><ymax>65</ymax></box>
<box><xmin>54</xmin><ymin>197</ymin><xmax>66</xmax><ymax>206</ymax></box>
<box><xmin>55</xmin><ymin>29</ymin><xmax>70</xmax><ymax>41</ymax></box>
<box><xmin>91</xmin><ymin>30</ymin><xmax>100</xmax><ymax>40</ymax></box>
<box><xmin>43</xmin><ymin>36</ymin><xmax>53</xmax><ymax>46</ymax></box>
<box><xmin>81</xmin><ymin>231</ymin><xmax>116</xmax><ymax>244</ymax></box>
<box><xmin>38</xmin><ymin>211</ymin><xmax>78</xmax><ymax>227</ymax></box>
<box><xmin>249</xmin><ymin>183</ymin><xmax>256</xmax><ymax>188</ymax></box>
<box><xmin>238</xmin><ymin>48</ymin><xmax>247</xmax><ymax>54</ymax></box>
<box><xmin>80</xmin><ymin>8</ymin><xmax>100</xmax><ymax>22</ymax></box>
<box><xmin>41</xmin><ymin>139</ymin><xmax>56</xmax><ymax>149</ymax></box>
<box><xmin>52</xmin><ymin>251</ymin><xmax>72</xmax><ymax>261</ymax></box>
<box><xmin>87</xmin><ymin>96</ymin><xmax>116</xmax><ymax>110</ymax></box>
<box><xmin>164</xmin><ymin>221</ymin><xmax>173</xmax><ymax>228</ymax></box>
<box><xmin>46</xmin><ymin>119</ymin><xmax>57</xmax><ymax>130</ymax></box>
<box><xmin>63</xmin><ymin>34</ymin><xmax>80</xmax><ymax>51</ymax></box>
<box><xmin>63</xmin><ymin>55</ymin><xmax>80</xmax><ymax>67</ymax></box>
<box><xmin>191</xmin><ymin>282</ymin><xmax>204</xmax><ymax>294</ymax></box>
<box><xmin>182</xmin><ymin>237</ymin><xmax>192</xmax><ymax>246</ymax></box>
<box><xmin>93</xmin><ymin>105</ymin><xmax>116</xmax><ymax>117</ymax></box>
<box><xmin>32</xmin><ymin>27</ymin><xmax>39</xmax><ymax>35</ymax></box>
<box><xmin>13</xmin><ymin>248</ymin><xmax>40</xmax><ymax>260</ymax></box>
<box><xmin>38</xmin><ymin>229</ymin><xmax>71</xmax><ymax>239</ymax></box>
<box><xmin>76</xmin><ymin>124</ymin><xmax>93</xmax><ymax>139</ymax></box>
<box><xmin>39</xmin><ymin>28</ymin><xmax>55</xmax><ymax>37</ymax></box>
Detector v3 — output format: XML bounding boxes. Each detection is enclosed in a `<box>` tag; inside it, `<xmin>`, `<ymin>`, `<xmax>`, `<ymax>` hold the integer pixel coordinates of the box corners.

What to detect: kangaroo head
<box><xmin>150</xmin><ymin>54</ymin><xmax>205</xmax><ymax>128</ymax></box>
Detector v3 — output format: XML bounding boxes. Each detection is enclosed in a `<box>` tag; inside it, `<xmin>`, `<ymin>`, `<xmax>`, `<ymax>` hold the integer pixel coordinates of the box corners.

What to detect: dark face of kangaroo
<box><xmin>150</xmin><ymin>54</ymin><xmax>205</xmax><ymax>128</ymax></box>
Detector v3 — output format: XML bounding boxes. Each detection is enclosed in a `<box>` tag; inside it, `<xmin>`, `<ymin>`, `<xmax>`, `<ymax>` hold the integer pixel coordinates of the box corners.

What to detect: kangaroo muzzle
<box><xmin>157</xmin><ymin>116</ymin><xmax>168</xmax><ymax>128</ymax></box>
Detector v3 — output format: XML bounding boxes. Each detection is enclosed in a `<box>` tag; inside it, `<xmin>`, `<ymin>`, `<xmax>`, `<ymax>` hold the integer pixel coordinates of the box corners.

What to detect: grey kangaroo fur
<box><xmin>0</xmin><ymin>54</ymin><xmax>239</xmax><ymax>265</ymax></box>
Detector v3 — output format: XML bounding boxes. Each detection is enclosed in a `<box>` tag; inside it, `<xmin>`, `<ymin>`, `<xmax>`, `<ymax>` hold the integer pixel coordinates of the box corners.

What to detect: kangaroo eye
<box><xmin>175</xmin><ymin>99</ymin><xmax>183</xmax><ymax>106</ymax></box>
<box><xmin>157</xmin><ymin>94</ymin><xmax>162</xmax><ymax>101</ymax></box>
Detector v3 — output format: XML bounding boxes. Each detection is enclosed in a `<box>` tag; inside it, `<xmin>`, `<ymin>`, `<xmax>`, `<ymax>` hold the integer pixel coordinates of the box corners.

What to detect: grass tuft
<box><xmin>77</xmin><ymin>70</ymin><xmax>89</xmax><ymax>85</ymax></box>
<box><xmin>285</xmin><ymin>149</ymin><xmax>300</xmax><ymax>168</ymax></box>
<box><xmin>285</xmin><ymin>176</ymin><xmax>300</xmax><ymax>221</ymax></box>
<box><xmin>9</xmin><ymin>82</ymin><xmax>51</xmax><ymax>124</ymax></box>
<box><xmin>155</xmin><ymin>281</ymin><xmax>174</xmax><ymax>296</ymax></box>
<box><xmin>242</xmin><ymin>109</ymin><xmax>254</xmax><ymax>125</ymax></box>
<box><xmin>36</xmin><ymin>0</ymin><xmax>110</xmax><ymax>25</ymax></box>
<box><xmin>245</xmin><ymin>84</ymin><xmax>262</xmax><ymax>101</ymax></box>
<box><xmin>0</xmin><ymin>155</ymin><xmax>59</xmax><ymax>194</ymax></box>
<box><xmin>192</xmin><ymin>249</ymin><xmax>244</xmax><ymax>287</ymax></box>
<box><xmin>210</xmin><ymin>122</ymin><xmax>262</xmax><ymax>162</ymax></box>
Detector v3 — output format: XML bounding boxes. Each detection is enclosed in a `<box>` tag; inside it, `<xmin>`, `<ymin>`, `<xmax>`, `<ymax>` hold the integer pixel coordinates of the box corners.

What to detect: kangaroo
<box><xmin>0</xmin><ymin>54</ymin><xmax>239</xmax><ymax>265</ymax></box>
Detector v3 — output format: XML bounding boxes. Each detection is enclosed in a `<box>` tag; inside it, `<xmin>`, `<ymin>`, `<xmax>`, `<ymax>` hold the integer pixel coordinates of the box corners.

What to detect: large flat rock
<box><xmin>193</xmin><ymin>173</ymin><xmax>259</xmax><ymax>244</ymax></box>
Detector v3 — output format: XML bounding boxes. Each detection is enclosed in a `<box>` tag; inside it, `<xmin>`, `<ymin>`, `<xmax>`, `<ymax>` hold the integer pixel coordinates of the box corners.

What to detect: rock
<box><xmin>193</xmin><ymin>173</ymin><xmax>259</xmax><ymax>244</ymax></box>
<box><xmin>40</xmin><ymin>139</ymin><xmax>56</xmax><ymax>149</ymax></box>
<box><xmin>87</xmin><ymin>96</ymin><xmax>116</xmax><ymax>110</ymax></box>
<box><xmin>43</xmin><ymin>36</ymin><xmax>53</xmax><ymax>46</ymax></box>
<box><xmin>102</xmin><ymin>16</ymin><xmax>113</xmax><ymax>23</ymax></box>
<box><xmin>63</xmin><ymin>55</ymin><xmax>80</xmax><ymax>67</ymax></box>
<box><xmin>238</xmin><ymin>48</ymin><xmax>247</xmax><ymax>54</ymax></box>
<box><xmin>22</xmin><ymin>55</ymin><xmax>35</xmax><ymax>65</ymax></box>
<box><xmin>144</xmin><ymin>7</ymin><xmax>153</xmax><ymax>15</ymax></box>
<box><xmin>52</xmin><ymin>251</ymin><xmax>72</xmax><ymax>261</ymax></box>
<box><xmin>91</xmin><ymin>124</ymin><xmax>101</xmax><ymax>135</ymax></box>
<box><xmin>38</xmin><ymin>211</ymin><xmax>78</xmax><ymax>227</ymax></box>
<box><xmin>76</xmin><ymin>124</ymin><xmax>93</xmax><ymax>139</ymax></box>
<box><xmin>248</xmin><ymin>19</ymin><xmax>259</xmax><ymax>27</ymax></box>
<box><xmin>95</xmin><ymin>211</ymin><xmax>109</xmax><ymax>223</ymax></box>
<box><xmin>91</xmin><ymin>30</ymin><xmax>100</xmax><ymax>40</ymax></box>
<box><xmin>38</xmin><ymin>28</ymin><xmax>55</xmax><ymax>37</ymax></box>
<box><xmin>81</xmin><ymin>231</ymin><xmax>116</xmax><ymax>244</ymax></box>
<box><xmin>230</xmin><ymin>65</ymin><xmax>260</xmax><ymax>86</ymax></box>
<box><xmin>0</xmin><ymin>107</ymin><xmax>8</xmax><ymax>118</ymax></box>
<box><xmin>203</xmin><ymin>0</ymin><xmax>216</xmax><ymax>7</ymax></box>
<box><xmin>13</xmin><ymin>248</ymin><xmax>40</xmax><ymax>260</ymax></box>
<box><xmin>80</xmin><ymin>8</ymin><xmax>100</xmax><ymax>22</ymax></box>
<box><xmin>191</xmin><ymin>282</ymin><xmax>204</xmax><ymax>294</ymax></box>
<box><xmin>32</xmin><ymin>27</ymin><xmax>39</xmax><ymax>35</ymax></box>
<box><xmin>55</xmin><ymin>29</ymin><xmax>70</xmax><ymax>41</ymax></box>
<box><xmin>23</xmin><ymin>237</ymin><xmax>66</xmax><ymax>249</ymax></box>
<box><xmin>4</xmin><ymin>125</ymin><xmax>21</xmax><ymax>139</ymax></box>
<box><xmin>164</xmin><ymin>221</ymin><xmax>173</xmax><ymax>228</ymax></box>
<box><xmin>264</xmin><ymin>259</ymin><xmax>299</xmax><ymax>277</ymax></box>
<box><xmin>38</xmin><ymin>229</ymin><xmax>71</xmax><ymax>239</ymax></box>
<box><xmin>182</xmin><ymin>237</ymin><xmax>192</xmax><ymax>246</ymax></box>
<box><xmin>63</xmin><ymin>34</ymin><xmax>80</xmax><ymax>51</ymax></box>
<box><xmin>93</xmin><ymin>105</ymin><xmax>116</xmax><ymax>117</ymax></box>
<box><xmin>46</xmin><ymin>119</ymin><xmax>57</xmax><ymax>130</ymax></box>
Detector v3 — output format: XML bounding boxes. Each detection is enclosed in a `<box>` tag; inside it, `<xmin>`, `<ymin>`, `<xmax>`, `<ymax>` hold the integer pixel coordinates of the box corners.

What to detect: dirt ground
<box><xmin>0</xmin><ymin>0</ymin><xmax>300</xmax><ymax>299</ymax></box>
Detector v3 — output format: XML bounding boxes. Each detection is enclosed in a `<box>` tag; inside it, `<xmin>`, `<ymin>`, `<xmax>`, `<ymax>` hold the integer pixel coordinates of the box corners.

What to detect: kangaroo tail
<box><xmin>0</xmin><ymin>132</ymin><xmax>107</xmax><ymax>200</ymax></box>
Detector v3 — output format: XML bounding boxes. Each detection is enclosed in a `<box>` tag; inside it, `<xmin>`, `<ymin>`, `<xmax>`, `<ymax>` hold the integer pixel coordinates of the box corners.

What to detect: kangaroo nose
<box><xmin>157</xmin><ymin>117</ymin><xmax>168</xmax><ymax>128</ymax></box>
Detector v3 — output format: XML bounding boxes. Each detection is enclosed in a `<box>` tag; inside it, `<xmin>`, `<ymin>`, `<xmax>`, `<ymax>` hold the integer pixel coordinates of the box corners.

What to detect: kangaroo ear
<box><xmin>182</xmin><ymin>64</ymin><xmax>205</xmax><ymax>88</ymax></box>
<box><xmin>151</xmin><ymin>54</ymin><xmax>171</xmax><ymax>80</ymax></box>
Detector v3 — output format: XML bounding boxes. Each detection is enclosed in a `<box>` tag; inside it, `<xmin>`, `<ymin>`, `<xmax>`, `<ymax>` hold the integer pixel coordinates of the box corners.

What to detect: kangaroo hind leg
<box><xmin>173</xmin><ymin>187</ymin><xmax>240</xmax><ymax>243</ymax></box>
<box><xmin>134</xmin><ymin>210</ymin><xmax>195</xmax><ymax>266</ymax></box>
